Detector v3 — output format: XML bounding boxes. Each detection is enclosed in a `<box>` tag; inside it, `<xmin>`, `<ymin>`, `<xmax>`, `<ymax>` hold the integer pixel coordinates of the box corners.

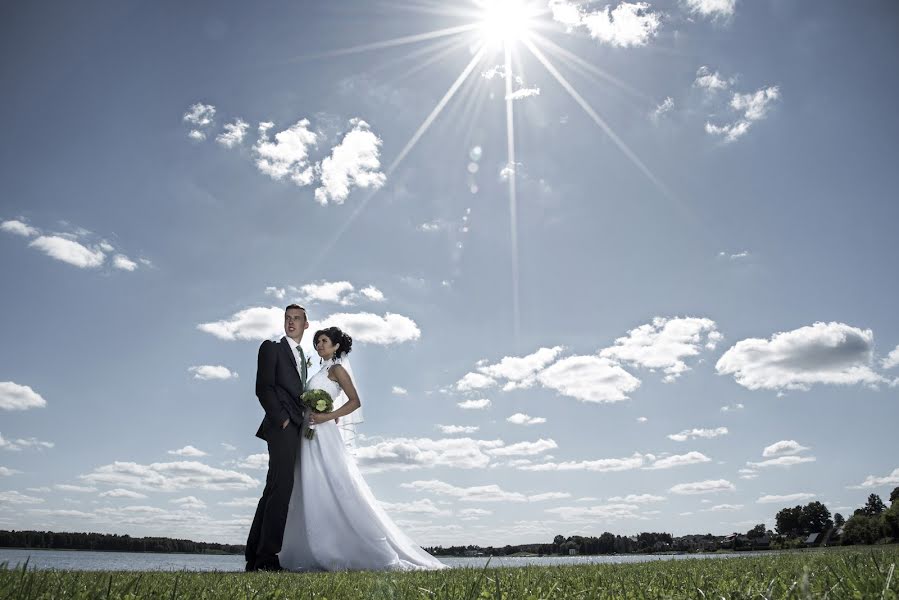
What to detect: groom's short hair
<box><xmin>285</xmin><ymin>304</ymin><xmax>307</xmax><ymax>319</ymax></box>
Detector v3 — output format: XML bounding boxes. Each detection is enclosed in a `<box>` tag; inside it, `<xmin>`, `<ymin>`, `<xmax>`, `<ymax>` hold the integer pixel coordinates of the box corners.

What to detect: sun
<box><xmin>478</xmin><ymin>0</ymin><xmax>537</xmax><ymax>46</ymax></box>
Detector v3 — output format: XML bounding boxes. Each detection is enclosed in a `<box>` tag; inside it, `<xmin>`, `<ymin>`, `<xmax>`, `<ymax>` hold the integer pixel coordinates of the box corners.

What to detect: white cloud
<box><xmin>380</xmin><ymin>499</ymin><xmax>451</xmax><ymax>517</ymax></box>
<box><xmin>392</xmin><ymin>386</ymin><xmax>408</xmax><ymax>395</ymax></box>
<box><xmin>80</xmin><ymin>460</ymin><xmax>259</xmax><ymax>491</ymax></box>
<box><xmin>457</xmin><ymin>398</ymin><xmax>491</xmax><ymax>410</ymax></box>
<box><xmin>458</xmin><ymin>508</ymin><xmax>492</xmax><ymax>519</ymax></box>
<box><xmin>253</xmin><ymin>119</ymin><xmax>318</xmax><ymax>186</ymax></box>
<box><xmin>506</xmin><ymin>413</ymin><xmax>546</xmax><ymax>426</ymax></box>
<box><xmin>720</xmin><ymin>403</ymin><xmax>744</xmax><ymax>412</ymax></box>
<box><xmin>756</xmin><ymin>493</ymin><xmax>816</xmax><ymax>504</ymax></box>
<box><xmin>669</xmin><ymin>479</ymin><xmax>736</xmax><ymax>495</ymax></box>
<box><xmin>188</xmin><ymin>130</ymin><xmax>206</xmax><ymax>141</ymax></box>
<box><xmin>359</xmin><ymin>286</ymin><xmax>385</xmax><ymax>302</ymax></box>
<box><xmin>171</xmin><ymin>496</ymin><xmax>206</xmax><ymax>510</ymax></box>
<box><xmin>705</xmin><ymin>120</ymin><xmax>751</xmax><ymax>142</ymax></box>
<box><xmin>731</xmin><ymin>86</ymin><xmax>780</xmax><ymax>120</ymax></box>
<box><xmin>220</xmin><ymin>443</ymin><xmax>237</xmax><ymax>452</ymax></box>
<box><xmin>548</xmin><ymin>0</ymin><xmax>583</xmax><ymax>28</ymax></box>
<box><xmin>651</xmin><ymin>96</ymin><xmax>674</xmax><ymax>122</ymax></box>
<box><xmin>295</xmin><ymin>281</ymin><xmax>385</xmax><ymax>306</ymax></box>
<box><xmin>314</xmin><ymin>312</ymin><xmax>420</xmax><ymax>345</ymax></box>
<box><xmin>353</xmin><ymin>437</ymin><xmax>502</xmax><ymax>472</ymax></box>
<box><xmin>218</xmin><ymin>497</ymin><xmax>258</xmax><ymax>507</ymax></box>
<box><xmin>216</xmin><ymin>118</ymin><xmax>249</xmax><ymax>148</ymax></box>
<box><xmin>748</xmin><ymin>455</ymin><xmax>816</xmax><ymax>468</ymax></box>
<box><xmin>235</xmin><ymin>453</ymin><xmax>269</xmax><ymax>470</ymax></box>
<box><xmin>403</xmin><ymin>479</ymin><xmax>525</xmax><ymax>503</ymax></box>
<box><xmin>477</xmin><ymin>346</ymin><xmax>563</xmax><ymax>391</ymax></box>
<box><xmin>848</xmin><ymin>467</ymin><xmax>899</xmax><ymax>489</ymax></box>
<box><xmin>683</xmin><ymin>0</ymin><xmax>735</xmax><ymax>19</ymax></box>
<box><xmin>485</xmin><ymin>439</ymin><xmax>557</xmax><ymax>457</ymax></box>
<box><xmin>28</xmin><ymin>236</ymin><xmax>105</xmax><ymax>268</ymax></box>
<box><xmin>0</xmin><ymin>433</ymin><xmax>54</xmax><ymax>452</ymax></box>
<box><xmin>0</xmin><ymin>491</ymin><xmax>45</xmax><ymax>505</ymax></box>
<box><xmin>197</xmin><ymin>306</ymin><xmax>283</xmax><ymax>341</ymax></box>
<box><xmin>667</xmin><ymin>427</ymin><xmax>728</xmax><ymax>442</ymax></box>
<box><xmin>54</xmin><ymin>484</ymin><xmax>97</xmax><ymax>493</ymax></box>
<box><xmin>314</xmin><ymin>119</ymin><xmax>386</xmax><ymax>205</ymax></box>
<box><xmin>581</xmin><ymin>2</ymin><xmax>661</xmax><ymax>48</ymax></box>
<box><xmin>694</xmin><ymin>66</ymin><xmax>732</xmax><ymax>91</ymax></box>
<box><xmin>506</xmin><ymin>86</ymin><xmax>540</xmax><ymax>101</ymax></box>
<box><xmin>528</xmin><ymin>492</ymin><xmax>572</xmax><ymax>502</ymax></box>
<box><xmin>545</xmin><ymin>503</ymin><xmax>647</xmax><ymax>522</ymax></box>
<box><xmin>706</xmin><ymin>503</ymin><xmax>743</xmax><ymax>512</ymax></box>
<box><xmin>1</xmin><ymin>220</ymin><xmax>38</xmax><ymax>237</ymax></box>
<box><xmin>599</xmin><ymin>316</ymin><xmax>720</xmax><ymax>382</ymax></box>
<box><xmin>189</xmin><ymin>365</ymin><xmax>238</xmax><ymax>381</ymax></box>
<box><xmin>719</xmin><ymin>250</ymin><xmax>750</xmax><ymax>260</ymax></box>
<box><xmin>112</xmin><ymin>254</ymin><xmax>138</xmax><ymax>271</ymax></box>
<box><xmin>437</xmin><ymin>425</ymin><xmax>480</xmax><ymax>434</ymax></box>
<box><xmin>715</xmin><ymin>322</ymin><xmax>885</xmax><ymax>391</ymax></box>
<box><xmin>637</xmin><ymin>416</ymin><xmax>649</xmax><ymax>423</ymax></box>
<box><xmin>183</xmin><ymin>103</ymin><xmax>216</xmax><ymax>127</ymax></box>
<box><xmin>762</xmin><ymin>440</ymin><xmax>810</xmax><ymax>457</ymax></box>
<box><xmin>518</xmin><ymin>452</ymin><xmax>646</xmax><ymax>473</ymax></box>
<box><xmin>455</xmin><ymin>372</ymin><xmax>497</xmax><ymax>392</ymax></box>
<box><xmin>607</xmin><ymin>494</ymin><xmax>666</xmax><ymax>503</ymax></box>
<box><xmin>264</xmin><ymin>286</ymin><xmax>286</xmax><ymax>300</ymax></box>
<box><xmin>167</xmin><ymin>445</ymin><xmax>208</xmax><ymax>458</ymax></box>
<box><xmin>645</xmin><ymin>451</ymin><xmax>712</xmax><ymax>470</ymax></box>
<box><xmin>0</xmin><ymin>382</ymin><xmax>47</xmax><ymax>411</ymax></box>
<box><xmin>418</xmin><ymin>221</ymin><xmax>444</xmax><ymax>232</ymax></box>
<box><xmin>882</xmin><ymin>346</ymin><xmax>899</xmax><ymax>370</ymax></box>
<box><xmin>98</xmin><ymin>489</ymin><xmax>147</xmax><ymax>499</ymax></box>
<box><xmin>537</xmin><ymin>355</ymin><xmax>640</xmax><ymax>403</ymax></box>
<box><xmin>0</xmin><ymin>467</ymin><xmax>20</xmax><ymax>476</ymax></box>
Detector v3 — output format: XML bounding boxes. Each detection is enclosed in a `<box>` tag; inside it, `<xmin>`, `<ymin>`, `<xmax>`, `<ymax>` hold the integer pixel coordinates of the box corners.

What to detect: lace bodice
<box><xmin>306</xmin><ymin>362</ymin><xmax>342</xmax><ymax>400</ymax></box>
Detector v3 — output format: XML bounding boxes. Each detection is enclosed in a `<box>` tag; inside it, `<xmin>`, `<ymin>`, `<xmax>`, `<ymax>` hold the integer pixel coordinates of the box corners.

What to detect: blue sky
<box><xmin>1</xmin><ymin>0</ymin><xmax>898</xmax><ymax>546</ymax></box>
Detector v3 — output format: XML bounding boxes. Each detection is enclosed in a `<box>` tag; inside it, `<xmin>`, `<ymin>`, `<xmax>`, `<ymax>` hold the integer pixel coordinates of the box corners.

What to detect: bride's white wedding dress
<box><xmin>279</xmin><ymin>359</ymin><xmax>447</xmax><ymax>572</ymax></box>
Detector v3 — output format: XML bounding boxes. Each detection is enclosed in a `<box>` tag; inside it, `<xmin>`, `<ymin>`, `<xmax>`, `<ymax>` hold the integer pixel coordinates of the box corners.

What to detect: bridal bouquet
<box><xmin>300</xmin><ymin>389</ymin><xmax>333</xmax><ymax>440</ymax></box>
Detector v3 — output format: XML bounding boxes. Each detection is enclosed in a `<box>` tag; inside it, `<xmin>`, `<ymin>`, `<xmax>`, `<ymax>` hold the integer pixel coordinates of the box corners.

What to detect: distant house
<box><xmin>805</xmin><ymin>532</ymin><xmax>822</xmax><ymax>546</ymax></box>
<box><xmin>568</xmin><ymin>548</ymin><xmax>578</xmax><ymax>556</ymax></box>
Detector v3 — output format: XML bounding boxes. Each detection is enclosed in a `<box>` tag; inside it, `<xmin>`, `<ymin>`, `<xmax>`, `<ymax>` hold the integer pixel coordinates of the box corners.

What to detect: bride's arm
<box><xmin>310</xmin><ymin>364</ymin><xmax>361</xmax><ymax>423</ymax></box>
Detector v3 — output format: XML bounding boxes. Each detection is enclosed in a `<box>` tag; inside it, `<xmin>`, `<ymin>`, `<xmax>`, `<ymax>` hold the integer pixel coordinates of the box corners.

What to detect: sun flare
<box><xmin>479</xmin><ymin>0</ymin><xmax>536</xmax><ymax>46</ymax></box>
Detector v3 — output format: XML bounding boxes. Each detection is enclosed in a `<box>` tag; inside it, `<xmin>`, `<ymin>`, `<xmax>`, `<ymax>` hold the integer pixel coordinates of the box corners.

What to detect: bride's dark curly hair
<box><xmin>313</xmin><ymin>326</ymin><xmax>353</xmax><ymax>359</ymax></box>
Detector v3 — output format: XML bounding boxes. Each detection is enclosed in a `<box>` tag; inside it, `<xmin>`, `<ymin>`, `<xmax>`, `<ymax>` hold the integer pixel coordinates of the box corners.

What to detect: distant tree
<box><xmin>890</xmin><ymin>487</ymin><xmax>899</xmax><ymax>504</ymax></box>
<box><xmin>598</xmin><ymin>532</ymin><xmax>616</xmax><ymax>554</ymax></box>
<box><xmin>842</xmin><ymin>514</ymin><xmax>886</xmax><ymax>545</ymax></box>
<box><xmin>746</xmin><ymin>524</ymin><xmax>766</xmax><ymax>539</ymax></box>
<box><xmin>799</xmin><ymin>501</ymin><xmax>832</xmax><ymax>533</ymax></box>
<box><xmin>776</xmin><ymin>506</ymin><xmax>803</xmax><ymax>536</ymax></box>
<box><xmin>834</xmin><ymin>513</ymin><xmax>845</xmax><ymax>527</ymax></box>
<box><xmin>863</xmin><ymin>494</ymin><xmax>886</xmax><ymax>516</ymax></box>
<box><xmin>884</xmin><ymin>501</ymin><xmax>899</xmax><ymax>539</ymax></box>
<box><xmin>553</xmin><ymin>535</ymin><xmax>565</xmax><ymax>547</ymax></box>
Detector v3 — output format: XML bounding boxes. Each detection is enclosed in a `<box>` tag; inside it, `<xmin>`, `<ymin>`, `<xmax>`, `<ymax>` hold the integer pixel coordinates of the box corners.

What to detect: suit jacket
<box><xmin>255</xmin><ymin>337</ymin><xmax>306</xmax><ymax>440</ymax></box>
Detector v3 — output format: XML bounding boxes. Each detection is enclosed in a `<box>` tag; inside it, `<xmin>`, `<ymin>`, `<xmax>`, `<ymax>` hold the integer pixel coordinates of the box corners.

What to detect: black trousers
<box><xmin>245</xmin><ymin>422</ymin><xmax>300</xmax><ymax>566</ymax></box>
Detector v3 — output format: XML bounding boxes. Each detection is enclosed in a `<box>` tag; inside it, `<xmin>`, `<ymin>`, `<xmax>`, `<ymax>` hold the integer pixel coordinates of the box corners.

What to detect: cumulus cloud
<box><xmin>650</xmin><ymin>96</ymin><xmax>674</xmax><ymax>123</ymax></box>
<box><xmin>253</xmin><ymin>119</ymin><xmax>318</xmax><ymax>186</ymax></box>
<box><xmin>380</xmin><ymin>498</ymin><xmax>452</xmax><ymax>517</ymax></box>
<box><xmin>762</xmin><ymin>440</ymin><xmax>810</xmax><ymax>457</ymax></box>
<box><xmin>0</xmin><ymin>467</ymin><xmax>20</xmax><ymax>476</ymax></box>
<box><xmin>98</xmin><ymin>488</ymin><xmax>147</xmax><ymax>499</ymax></box>
<box><xmin>747</xmin><ymin>455</ymin><xmax>816</xmax><ymax>468</ymax></box>
<box><xmin>183</xmin><ymin>102</ymin><xmax>216</xmax><ymax>140</ymax></box>
<box><xmin>644</xmin><ymin>451</ymin><xmax>711</xmax><ymax>470</ymax></box>
<box><xmin>545</xmin><ymin>503</ymin><xmax>649</xmax><ymax>522</ymax></box>
<box><xmin>457</xmin><ymin>398</ymin><xmax>491</xmax><ymax>410</ymax></box>
<box><xmin>721</xmin><ymin>403</ymin><xmax>744</xmax><ymax>412</ymax></box>
<box><xmin>669</xmin><ymin>479</ymin><xmax>736</xmax><ymax>495</ymax></box>
<box><xmin>79</xmin><ymin>460</ymin><xmax>259</xmax><ymax>491</ymax></box>
<box><xmin>353</xmin><ymin>437</ymin><xmax>502</xmax><ymax>472</ymax></box>
<box><xmin>28</xmin><ymin>236</ymin><xmax>105</xmax><ymax>268</ymax></box>
<box><xmin>0</xmin><ymin>433</ymin><xmax>54</xmax><ymax>452</ymax></box>
<box><xmin>486</xmin><ymin>439</ymin><xmax>557</xmax><ymax>457</ymax></box>
<box><xmin>756</xmin><ymin>492</ymin><xmax>816</xmax><ymax>504</ymax></box>
<box><xmin>218</xmin><ymin>496</ymin><xmax>258</xmax><ymax>507</ymax></box>
<box><xmin>476</xmin><ymin>346</ymin><xmax>563</xmax><ymax>391</ymax></box>
<box><xmin>0</xmin><ymin>490</ymin><xmax>45</xmax><ymax>505</ymax></box>
<box><xmin>189</xmin><ymin>365</ymin><xmax>238</xmax><ymax>381</ymax></box>
<box><xmin>705</xmin><ymin>503</ymin><xmax>743</xmax><ymax>512</ymax></box>
<box><xmin>667</xmin><ymin>427</ymin><xmax>728</xmax><ymax>442</ymax></box>
<box><xmin>848</xmin><ymin>467</ymin><xmax>899</xmax><ymax>489</ymax></box>
<box><xmin>216</xmin><ymin>118</ymin><xmax>249</xmax><ymax>148</ymax></box>
<box><xmin>402</xmin><ymin>479</ymin><xmax>566</xmax><ymax>504</ymax></box>
<box><xmin>235</xmin><ymin>453</ymin><xmax>269</xmax><ymax>470</ymax></box>
<box><xmin>518</xmin><ymin>452</ymin><xmax>646</xmax><ymax>473</ymax></box>
<box><xmin>694</xmin><ymin>66</ymin><xmax>733</xmax><ymax>92</ymax></box>
<box><xmin>537</xmin><ymin>355</ymin><xmax>640</xmax><ymax>403</ymax></box>
<box><xmin>54</xmin><ymin>484</ymin><xmax>97</xmax><ymax>493</ymax></box>
<box><xmin>599</xmin><ymin>316</ymin><xmax>721</xmax><ymax>382</ymax></box>
<box><xmin>314</xmin><ymin>119</ymin><xmax>386</xmax><ymax>205</ymax></box>
<box><xmin>454</xmin><ymin>372</ymin><xmax>497</xmax><ymax>392</ymax></box>
<box><xmin>706</xmin><ymin>84</ymin><xmax>780</xmax><ymax>143</ymax></box>
<box><xmin>0</xmin><ymin>382</ymin><xmax>47</xmax><ymax>411</ymax></box>
<box><xmin>607</xmin><ymin>494</ymin><xmax>666</xmax><ymax>503</ymax></box>
<box><xmin>704</xmin><ymin>120</ymin><xmax>751</xmax><ymax>142</ymax></box>
<box><xmin>171</xmin><ymin>496</ymin><xmax>206</xmax><ymax>510</ymax></box>
<box><xmin>581</xmin><ymin>2</ymin><xmax>661</xmax><ymax>47</ymax></box>
<box><xmin>197</xmin><ymin>306</ymin><xmax>283</xmax><ymax>341</ymax></box>
<box><xmin>506</xmin><ymin>413</ymin><xmax>546</xmax><ymax>426</ymax></box>
<box><xmin>112</xmin><ymin>254</ymin><xmax>137</xmax><ymax>271</ymax></box>
<box><xmin>1</xmin><ymin>219</ymin><xmax>38</xmax><ymax>237</ymax></box>
<box><xmin>437</xmin><ymin>425</ymin><xmax>480</xmax><ymax>434</ymax></box>
<box><xmin>882</xmin><ymin>346</ymin><xmax>899</xmax><ymax>370</ymax></box>
<box><xmin>392</xmin><ymin>386</ymin><xmax>408</xmax><ymax>395</ymax></box>
<box><xmin>715</xmin><ymin>322</ymin><xmax>885</xmax><ymax>391</ymax></box>
<box><xmin>295</xmin><ymin>281</ymin><xmax>385</xmax><ymax>306</ymax></box>
<box><xmin>167</xmin><ymin>445</ymin><xmax>208</xmax><ymax>458</ymax></box>
<box><xmin>683</xmin><ymin>0</ymin><xmax>735</xmax><ymax>19</ymax></box>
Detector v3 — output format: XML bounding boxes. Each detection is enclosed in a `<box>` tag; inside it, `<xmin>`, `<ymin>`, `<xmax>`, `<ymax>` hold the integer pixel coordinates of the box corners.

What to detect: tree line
<box><xmin>0</xmin><ymin>530</ymin><xmax>244</xmax><ymax>555</ymax></box>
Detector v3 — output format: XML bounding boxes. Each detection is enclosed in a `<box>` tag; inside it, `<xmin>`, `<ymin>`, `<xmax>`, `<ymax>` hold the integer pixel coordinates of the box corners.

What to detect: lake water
<box><xmin>0</xmin><ymin>548</ymin><xmax>765</xmax><ymax>572</ymax></box>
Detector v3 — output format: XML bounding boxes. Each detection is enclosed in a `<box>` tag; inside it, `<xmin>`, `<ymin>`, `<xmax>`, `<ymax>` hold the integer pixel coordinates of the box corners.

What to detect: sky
<box><xmin>1</xmin><ymin>0</ymin><xmax>898</xmax><ymax>547</ymax></box>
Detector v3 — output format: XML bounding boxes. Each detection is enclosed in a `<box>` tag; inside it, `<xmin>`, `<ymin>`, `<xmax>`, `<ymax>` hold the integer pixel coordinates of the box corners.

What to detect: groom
<box><xmin>245</xmin><ymin>304</ymin><xmax>309</xmax><ymax>572</ymax></box>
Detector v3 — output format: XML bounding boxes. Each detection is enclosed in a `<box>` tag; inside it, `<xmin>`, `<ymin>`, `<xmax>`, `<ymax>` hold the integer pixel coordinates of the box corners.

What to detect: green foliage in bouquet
<box><xmin>300</xmin><ymin>389</ymin><xmax>333</xmax><ymax>440</ymax></box>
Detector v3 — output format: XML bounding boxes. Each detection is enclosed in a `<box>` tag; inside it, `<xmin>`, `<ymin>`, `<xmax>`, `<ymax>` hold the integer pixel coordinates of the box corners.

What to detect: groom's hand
<box><xmin>281</xmin><ymin>418</ymin><xmax>290</xmax><ymax>429</ymax></box>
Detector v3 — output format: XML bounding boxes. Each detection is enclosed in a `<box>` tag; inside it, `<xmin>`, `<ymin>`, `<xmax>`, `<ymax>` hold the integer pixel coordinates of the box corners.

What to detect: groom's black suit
<box><xmin>246</xmin><ymin>337</ymin><xmax>306</xmax><ymax>570</ymax></box>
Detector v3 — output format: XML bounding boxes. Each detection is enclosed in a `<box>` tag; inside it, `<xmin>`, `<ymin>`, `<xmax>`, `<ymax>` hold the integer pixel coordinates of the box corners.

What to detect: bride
<box><xmin>278</xmin><ymin>326</ymin><xmax>447</xmax><ymax>571</ymax></box>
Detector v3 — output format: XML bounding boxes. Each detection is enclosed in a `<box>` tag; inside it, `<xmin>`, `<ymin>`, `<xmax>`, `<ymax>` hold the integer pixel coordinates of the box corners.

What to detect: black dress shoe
<box><xmin>245</xmin><ymin>560</ymin><xmax>257</xmax><ymax>572</ymax></box>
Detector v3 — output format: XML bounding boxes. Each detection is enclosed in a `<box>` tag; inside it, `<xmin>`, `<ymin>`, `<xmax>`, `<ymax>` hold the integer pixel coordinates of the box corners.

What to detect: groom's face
<box><xmin>284</xmin><ymin>308</ymin><xmax>308</xmax><ymax>341</ymax></box>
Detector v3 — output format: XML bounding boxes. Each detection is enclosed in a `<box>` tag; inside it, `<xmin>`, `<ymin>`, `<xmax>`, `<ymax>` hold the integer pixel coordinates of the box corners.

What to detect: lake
<box><xmin>0</xmin><ymin>548</ymin><xmax>767</xmax><ymax>571</ymax></box>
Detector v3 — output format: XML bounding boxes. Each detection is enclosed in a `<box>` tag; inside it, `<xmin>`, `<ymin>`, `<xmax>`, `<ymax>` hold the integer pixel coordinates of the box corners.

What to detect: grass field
<box><xmin>1</xmin><ymin>546</ymin><xmax>896</xmax><ymax>599</ymax></box>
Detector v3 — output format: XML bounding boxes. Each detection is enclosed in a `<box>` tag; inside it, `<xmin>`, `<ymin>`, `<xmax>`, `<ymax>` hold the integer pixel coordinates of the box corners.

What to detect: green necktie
<box><xmin>297</xmin><ymin>346</ymin><xmax>307</xmax><ymax>384</ymax></box>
